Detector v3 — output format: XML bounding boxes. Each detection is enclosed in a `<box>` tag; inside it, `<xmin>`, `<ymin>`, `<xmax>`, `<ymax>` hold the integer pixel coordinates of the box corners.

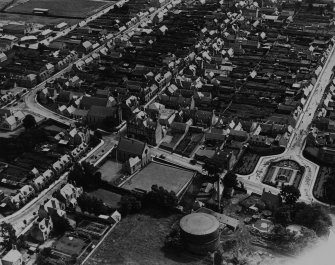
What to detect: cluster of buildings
<box><xmin>0</xmin><ymin>109</ymin><xmax>25</xmax><ymax>131</ymax></box>
<box><xmin>308</xmin><ymin>76</ymin><xmax>335</xmax><ymax>163</ymax></box>
<box><xmin>101</xmin><ymin>0</ymin><xmax>331</xmax><ymax>172</ymax></box>
<box><xmin>0</xmin><ymin>125</ymin><xmax>90</xmax><ymax>210</ymax></box>
<box><xmin>0</xmin><ymin>21</ymin><xmax>79</xmax><ymax>89</ymax></box>
<box><xmin>31</xmin><ymin>183</ymin><xmax>82</xmax><ymax>242</ymax></box>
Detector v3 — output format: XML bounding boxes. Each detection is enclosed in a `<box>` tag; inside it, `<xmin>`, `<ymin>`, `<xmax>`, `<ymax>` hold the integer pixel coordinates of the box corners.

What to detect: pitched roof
<box><xmin>261</xmin><ymin>190</ymin><xmax>281</xmax><ymax>209</ymax></box>
<box><xmin>117</xmin><ymin>137</ymin><xmax>146</xmax><ymax>156</ymax></box>
<box><xmin>87</xmin><ymin>105</ymin><xmax>115</xmax><ymax>118</ymax></box>
<box><xmin>2</xmin><ymin>249</ymin><xmax>22</xmax><ymax>263</ymax></box>
<box><xmin>81</xmin><ymin>96</ymin><xmax>108</xmax><ymax>109</ymax></box>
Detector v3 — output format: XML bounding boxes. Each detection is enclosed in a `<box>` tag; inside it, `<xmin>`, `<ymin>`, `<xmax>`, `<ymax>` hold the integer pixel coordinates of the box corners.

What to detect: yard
<box><xmin>96</xmin><ymin>159</ymin><xmax>123</xmax><ymax>183</ymax></box>
<box><xmin>6</xmin><ymin>0</ymin><xmax>111</xmax><ymax>18</ymax></box>
<box><xmin>53</xmin><ymin>234</ymin><xmax>90</xmax><ymax>257</ymax></box>
<box><xmin>85</xmin><ymin>211</ymin><xmax>208</xmax><ymax>265</ymax></box>
<box><xmin>88</xmin><ymin>188</ymin><xmax>122</xmax><ymax>209</ymax></box>
<box><xmin>234</xmin><ymin>151</ymin><xmax>260</xmax><ymax>175</ymax></box>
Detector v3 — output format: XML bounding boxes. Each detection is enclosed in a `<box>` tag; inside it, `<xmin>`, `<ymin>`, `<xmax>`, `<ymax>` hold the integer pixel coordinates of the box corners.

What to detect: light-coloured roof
<box><xmin>2</xmin><ymin>249</ymin><xmax>22</xmax><ymax>262</ymax></box>
<box><xmin>180</xmin><ymin>213</ymin><xmax>219</xmax><ymax>236</ymax></box>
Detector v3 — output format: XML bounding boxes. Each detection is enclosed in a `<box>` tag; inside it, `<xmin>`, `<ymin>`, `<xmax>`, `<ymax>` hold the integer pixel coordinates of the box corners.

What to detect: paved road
<box><xmin>0</xmin><ymin>0</ymin><xmax>178</xmax><ymax>234</ymax></box>
<box><xmin>237</xmin><ymin>43</ymin><xmax>335</xmax><ymax>203</ymax></box>
<box><xmin>4</xmin><ymin>173</ymin><xmax>68</xmax><ymax>236</ymax></box>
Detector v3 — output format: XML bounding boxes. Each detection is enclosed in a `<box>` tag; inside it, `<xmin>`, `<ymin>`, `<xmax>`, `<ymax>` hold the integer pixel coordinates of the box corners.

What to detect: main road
<box><xmin>237</xmin><ymin>43</ymin><xmax>335</xmax><ymax>203</ymax></box>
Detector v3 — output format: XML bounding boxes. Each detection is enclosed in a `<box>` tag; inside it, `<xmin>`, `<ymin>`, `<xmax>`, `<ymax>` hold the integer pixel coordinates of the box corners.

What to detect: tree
<box><xmin>144</xmin><ymin>185</ymin><xmax>178</xmax><ymax>210</ymax></box>
<box><xmin>223</xmin><ymin>171</ymin><xmax>238</xmax><ymax>197</ymax></box>
<box><xmin>274</xmin><ymin>202</ymin><xmax>332</xmax><ymax>237</ymax></box>
<box><xmin>77</xmin><ymin>193</ymin><xmax>109</xmax><ymax>215</ymax></box>
<box><xmin>68</xmin><ymin>162</ymin><xmax>100</xmax><ymax>190</ymax></box>
<box><xmin>269</xmin><ymin>224</ymin><xmax>295</xmax><ymax>244</ymax></box>
<box><xmin>203</xmin><ymin>158</ymin><xmax>221</xmax><ymax>176</ymax></box>
<box><xmin>280</xmin><ymin>185</ymin><xmax>301</xmax><ymax>205</ymax></box>
<box><xmin>22</xmin><ymin>114</ymin><xmax>37</xmax><ymax>130</ymax></box>
<box><xmin>119</xmin><ymin>195</ymin><xmax>142</xmax><ymax>215</ymax></box>
<box><xmin>52</xmin><ymin>216</ymin><xmax>72</xmax><ymax>236</ymax></box>
<box><xmin>0</xmin><ymin>222</ymin><xmax>17</xmax><ymax>250</ymax></box>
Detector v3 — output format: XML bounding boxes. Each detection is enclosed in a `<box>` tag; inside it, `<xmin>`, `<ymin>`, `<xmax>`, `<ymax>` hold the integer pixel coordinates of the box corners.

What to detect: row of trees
<box><xmin>118</xmin><ymin>185</ymin><xmax>178</xmax><ymax>216</ymax></box>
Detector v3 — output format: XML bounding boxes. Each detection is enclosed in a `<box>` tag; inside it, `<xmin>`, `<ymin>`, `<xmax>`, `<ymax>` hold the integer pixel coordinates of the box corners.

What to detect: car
<box><xmin>159</xmin><ymin>154</ymin><xmax>166</xmax><ymax>159</ymax></box>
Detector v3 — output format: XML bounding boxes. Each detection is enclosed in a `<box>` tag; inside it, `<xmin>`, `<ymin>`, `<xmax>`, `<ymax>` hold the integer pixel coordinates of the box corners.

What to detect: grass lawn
<box><xmin>6</xmin><ymin>0</ymin><xmax>111</xmax><ymax>18</ymax></box>
<box><xmin>88</xmin><ymin>188</ymin><xmax>122</xmax><ymax>209</ymax></box>
<box><xmin>85</xmin><ymin>211</ymin><xmax>208</xmax><ymax>265</ymax></box>
<box><xmin>97</xmin><ymin>160</ymin><xmax>123</xmax><ymax>183</ymax></box>
<box><xmin>53</xmin><ymin>235</ymin><xmax>88</xmax><ymax>256</ymax></box>
<box><xmin>121</xmin><ymin>162</ymin><xmax>195</xmax><ymax>195</ymax></box>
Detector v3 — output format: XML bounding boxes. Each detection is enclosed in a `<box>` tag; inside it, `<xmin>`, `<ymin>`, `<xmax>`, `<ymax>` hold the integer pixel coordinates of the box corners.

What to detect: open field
<box><xmin>85</xmin><ymin>211</ymin><xmax>209</xmax><ymax>265</ymax></box>
<box><xmin>88</xmin><ymin>188</ymin><xmax>121</xmax><ymax>209</ymax></box>
<box><xmin>5</xmin><ymin>0</ymin><xmax>110</xmax><ymax>18</ymax></box>
<box><xmin>121</xmin><ymin>162</ymin><xmax>195</xmax><ymax>195</ymax></box>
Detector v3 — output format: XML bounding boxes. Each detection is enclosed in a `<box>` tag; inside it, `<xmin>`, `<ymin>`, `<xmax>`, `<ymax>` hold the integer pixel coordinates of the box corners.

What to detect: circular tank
<box><xmin>180</xmin><ymin>212</ymin><xmax>220</xmax><ymax>254</ymax></box>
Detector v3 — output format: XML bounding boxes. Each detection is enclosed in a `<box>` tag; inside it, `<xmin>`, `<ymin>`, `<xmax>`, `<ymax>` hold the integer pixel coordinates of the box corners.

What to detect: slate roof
<box><xmin>117</xmin><ymin>137</ymin><xmax>146</xmax><ymax>156</ymax></box>
<box><xmin>81</xmin><ymin>96</ymin><xmax>108</xmax><ymax>109</ymax></box>
<box><xmin>87</xmin><ymin>106</ymin><xmax>115</xmax><ymax>118</ymax></box>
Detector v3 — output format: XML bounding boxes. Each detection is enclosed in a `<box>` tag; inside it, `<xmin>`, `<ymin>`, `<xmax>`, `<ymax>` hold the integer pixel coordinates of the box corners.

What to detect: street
<box><xmin>237</xmin><ymin>43</ymin><xmax>335</xmax><ymax>203</ymax></box>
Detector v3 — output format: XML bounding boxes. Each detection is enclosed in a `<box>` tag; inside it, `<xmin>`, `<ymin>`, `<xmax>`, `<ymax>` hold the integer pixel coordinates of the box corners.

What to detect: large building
<box><xmin>179</xmin><ymin>212</ymin><xmax>220</xmax><ymax>255</ymax></box>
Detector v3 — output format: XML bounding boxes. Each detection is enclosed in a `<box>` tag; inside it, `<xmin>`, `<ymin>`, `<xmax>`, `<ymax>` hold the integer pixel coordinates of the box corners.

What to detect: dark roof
<box><xmin>87</xmin><ymin>106</ymin><xmax>115</xmax><ymax>118</ymax></box>
<box><xmin>80</xmin><ymin>96</ymin><xmax>107</xmax><ymax>109</ymax></box>
<box><xmin>261</xmin><ymin>191</ymin><xmax>281</xmax><ymax>209</ymax></box>
<box><xmin>117</xmin><ymin>137</ymin><xmax>146</xmax><ymax>156</ymax></box>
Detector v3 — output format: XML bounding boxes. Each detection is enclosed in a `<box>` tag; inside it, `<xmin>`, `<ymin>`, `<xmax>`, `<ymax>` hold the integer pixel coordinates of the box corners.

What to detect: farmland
<box><xmin>5</xmin><ymin>0</ymin><xmax>111</xmax><ymax>18</ymax></box>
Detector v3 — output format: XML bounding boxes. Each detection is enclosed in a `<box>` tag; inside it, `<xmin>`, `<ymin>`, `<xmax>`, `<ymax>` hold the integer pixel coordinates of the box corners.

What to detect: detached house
<box><xmin>59</xmin><ymin>183</ymin><xmax>83</xmax><ymax>208</ymax></box>
<box><xmin>30</xmin><ymin>217</ymin><xmax>53</xmax><ymax>242</ymax></box>
<box><xmin>39</xmin><ymin>197</ymin><xmax>66</xmax><ymax>220</ymax></box>
<box><xmin>1</xmin><ymin>249</ymin><xmax>23</xmax><ymax>265</ymax></box>
<box><xmin>0</xmin><ymin>111</ymin><xmax>25</xmax><ymax>131</ymax></box>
